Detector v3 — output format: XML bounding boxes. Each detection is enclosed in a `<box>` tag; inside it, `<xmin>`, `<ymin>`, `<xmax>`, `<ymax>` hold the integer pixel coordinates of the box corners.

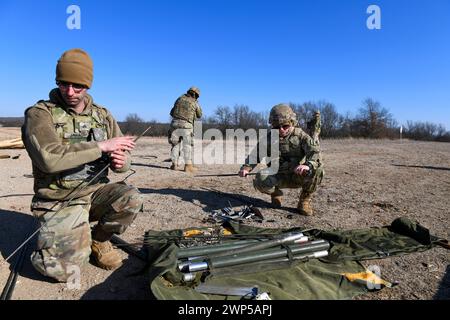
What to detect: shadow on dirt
<box><xmin>0</xmin><ymin>209</ymin><xmax>52</xmax><ymax>284</ymax></box>
<box><xmin>138</xmin><ymin>187</ymin><xmax>298</xmax><ymax>215</ymax></box>
<box><xmin>392</xmin><ymin>164</ymin><xmax>450</xmax><ymax>171</ymax></box>
<box><xmin>81</xmin><ymin>256</ymin><xmax>154</xmax><ymax>300</ymax></box>
<box><xmin>434</xmin><ymin>264</ymin><xmax>450</xmax><ymax>300</ymax></box>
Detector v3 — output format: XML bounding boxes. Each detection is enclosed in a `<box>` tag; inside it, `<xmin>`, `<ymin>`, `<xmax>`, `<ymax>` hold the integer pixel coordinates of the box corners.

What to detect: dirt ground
<box><xmin>0</xmin><ymin>127</ymin><xmax>449</xmax><ymax>300</ymax></box>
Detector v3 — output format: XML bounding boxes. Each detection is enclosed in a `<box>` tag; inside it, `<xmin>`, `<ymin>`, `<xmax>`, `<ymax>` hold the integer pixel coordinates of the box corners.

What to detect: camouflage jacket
<box><xmin>22</xmin><ymin>88</ymin><xmax>131</xmax><ymax>200</ymax></box>
<box><xmin>170</xmin><ymin>94</ymin><xmax>202</xmax><ymax>124</ymax></box>
<box><xmin>241</xmin><ymin>127</ymin><xmax>322</xmax><ymax>174</ymax></box>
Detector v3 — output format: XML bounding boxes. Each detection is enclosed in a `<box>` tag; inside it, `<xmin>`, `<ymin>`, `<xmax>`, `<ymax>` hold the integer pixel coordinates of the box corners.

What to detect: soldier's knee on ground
<box><xmin>96</xmin><ymin>188</ymin><xmax>144</xmax><ymax>238</ymax></box>
<box><xmin>31</xmin><ymin>222</ymin><xmax>91</xmax><ymax>282</ymax></box>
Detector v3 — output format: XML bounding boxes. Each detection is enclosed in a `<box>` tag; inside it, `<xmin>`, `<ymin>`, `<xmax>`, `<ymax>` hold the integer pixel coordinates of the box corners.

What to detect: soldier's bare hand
<box><xmin>110</xmin><ymin>150</ymin><xmax>127</xmax><ymax>169</ymax></box>
<box><xmin>239</xmin><ymin>169</ymin><xmax>250</xmax><ymax>177</ymax></box>
<box><xmin>98</xmin><ymin>136</ymin><xmax>136</xmax><ymax>153</ymax></box>
<box><xmin>294</xmin><ymin>165</ymin><xmax>310</xmax><ymax>176</ymax></box>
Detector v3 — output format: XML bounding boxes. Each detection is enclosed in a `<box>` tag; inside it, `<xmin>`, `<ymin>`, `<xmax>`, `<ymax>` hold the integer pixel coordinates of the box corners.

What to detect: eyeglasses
<box><xmin>273</xmin><ymin>124</ymin><xmax>292</xmax><ymax>130</ymax></box>
<box><xmin>57</xmin><ymin>81</ymin><xmax>86</xmax><ymax>93</ymax></box>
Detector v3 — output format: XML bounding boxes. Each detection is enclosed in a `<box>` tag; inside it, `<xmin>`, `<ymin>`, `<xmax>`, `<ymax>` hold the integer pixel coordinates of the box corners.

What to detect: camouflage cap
<box><xmin>269</xmin><ymin>104</ymin><xmax>297</xmax><ymax>127</ymax></box>
<box><xmin>187</xmin><ymin>86</ymin><xmax>200</xmax><ymax>97</ymax></box>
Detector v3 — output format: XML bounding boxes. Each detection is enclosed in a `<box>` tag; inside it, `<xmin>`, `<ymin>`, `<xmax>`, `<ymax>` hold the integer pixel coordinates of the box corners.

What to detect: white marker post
<box><xmin>400</xmin><ymin>125</ymin><xmax>403</xmax><ymax>141</ymax></box>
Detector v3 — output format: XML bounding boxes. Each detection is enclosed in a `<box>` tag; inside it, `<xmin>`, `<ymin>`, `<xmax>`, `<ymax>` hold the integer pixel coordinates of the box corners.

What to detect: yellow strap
<box><xmin>183</xmin><ymin>229</ymin><xmax>204</xmax><ymax>237</ymax></box>
<box><xmin>342</xmin><ymin>270</ymin><xmax>393</xmax><ymax>288</ymax></box>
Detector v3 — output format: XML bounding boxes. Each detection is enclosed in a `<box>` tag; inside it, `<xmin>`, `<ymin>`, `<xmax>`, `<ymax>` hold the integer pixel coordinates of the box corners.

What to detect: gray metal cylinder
<box><xmin>182</xmin><ymin>273</ymin><xmax>196</xmax><ymax>282</ymax></box>
<box><xmin>188</xmin><ymin>261</ymin><xmax>209</xmax><ymax>272</ymax></box>
<box><xmin>207</xmin><ymin>232</ymin><xmax>308</xmax><ymax>259</ymax></box>
<box><xmin>187</xmin><ymin>240</ymin><xmax>329</xmax><ymax>272</ymax></box>
<box><xmin>177</xmin><ymin>235</ymin><xmax>308</xmax><ymax>259</ymax></box>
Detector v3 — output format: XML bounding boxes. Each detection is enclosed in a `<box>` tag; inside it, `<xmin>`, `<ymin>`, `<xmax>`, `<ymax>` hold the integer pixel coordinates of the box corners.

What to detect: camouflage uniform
<box><xmin>307</xmin><ymin>111</ymin><xmax>321</xmax><ymax>146</ymax></box>
<box><xmin>168</xmin><ymin>88</ymin><xmax>202</xmax><ymax>167</ymax></box>
<box><xmin>241</xmin><ymin>104</ymin><xmax>323</xmax><ymax>214</ymax></box>
<box><xmin>21</xmin><ymin>88</ymin><xmax>144</xmax><ymax>282</ymax></box>
<box><xmin>242</xmin><ymin>128</ymin><xmax>323</xmax><ymax>195</ymax></box>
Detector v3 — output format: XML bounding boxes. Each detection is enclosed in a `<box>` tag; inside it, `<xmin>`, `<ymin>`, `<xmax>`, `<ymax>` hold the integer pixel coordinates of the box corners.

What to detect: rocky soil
<box><xmin>0</xmin><ymin>128</ymin><xmax>449</xmax><ymax>300</ymax></box>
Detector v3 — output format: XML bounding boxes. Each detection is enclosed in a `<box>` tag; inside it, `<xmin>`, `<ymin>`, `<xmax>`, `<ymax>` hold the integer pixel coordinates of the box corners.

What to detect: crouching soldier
<box><xmin>238</xmin><ymin>104</ymin><xmax>324</xmax><ymax>216</ymax></box>
<box><xmin>21</xmin><ymin>48</ymin><xmax>144</xmax><ymax>282</ymax></box>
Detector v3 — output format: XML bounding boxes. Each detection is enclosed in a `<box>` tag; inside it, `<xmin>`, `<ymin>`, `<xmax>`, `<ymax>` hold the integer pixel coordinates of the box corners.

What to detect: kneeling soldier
<box><xmin>22</xmin><ymin>49</ymin><xmax>144</xmax><ymax>282</ymax></box>
<box><xmin>239</xmin><ymin>104</ymin><xmax>323</xmax><ymax>216</ymax></box>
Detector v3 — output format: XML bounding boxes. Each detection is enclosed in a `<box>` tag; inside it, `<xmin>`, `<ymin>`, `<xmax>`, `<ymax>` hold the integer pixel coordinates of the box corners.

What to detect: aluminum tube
<box><xmin>206</xmin><ymin>233</ymin><xmax>308</xmax><ymax>259</ymax></box>
<box><xmin>187</xmin><ymin>240</ymin><xmax>329</xmax><ymax>272</ymax></box>
<box><xmin>177</xmin><ymin>239</ymin><xmax>266</xmax><ymax>259</ymax></box>
<box><xmin>177</xmin><ymin>235</ymin><xmax>308</xmax><ymax>259</ymax></box>
<box><xmin>245</xmin><ymin>250</ymin><xmax>329</xmax><ymax>266</ymax></box>
<box><xmin>188</xmin><ymin>261</ymin><xmax>209</xmax><ymax>273</ymax></box>
<box><xmin>211</xmin><ymin>240</ymin><xmax>329</xmax><ymax>268</ymax></box>
<box><xmin>182</xmin><ymin>273</ymin><xmax>197</xmax><ymax>282</ymax></box>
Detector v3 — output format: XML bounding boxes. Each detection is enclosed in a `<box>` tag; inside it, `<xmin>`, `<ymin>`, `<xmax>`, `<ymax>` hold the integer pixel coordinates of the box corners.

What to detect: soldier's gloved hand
<box><xmin>239</xmin><ymin>169</ymin><xmax>250</xmax><ymax>177</ymax></box>
<box><xmin>294</xmin><ymin>164</ymin><xmax>310</xmax><ymax>176</ymax></box>
<box><xmin>110</xmin><ymin>149</ymin><xmax>127</xmax><ymax>169</ymax></box>
<box><xmin>98</xmin><ymin>136</ymin><xmax>136</xmax><ymax>153</ymax></box>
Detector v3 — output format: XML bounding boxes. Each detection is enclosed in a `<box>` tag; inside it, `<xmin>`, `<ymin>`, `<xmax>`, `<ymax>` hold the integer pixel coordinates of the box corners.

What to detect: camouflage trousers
<box><xmin>168</xmin><ymin>120</ymin><xmax>194</xmax><ymax>166</ymax></box>
<box><xmin>253</xmin><ymin>166</ymin><xmax>324</xmax><ymax>197</ymax></box>
<box><xmin>30</xmin><ymin>182</ymin><xmax>144</xmax><ymax>282</ymax></box>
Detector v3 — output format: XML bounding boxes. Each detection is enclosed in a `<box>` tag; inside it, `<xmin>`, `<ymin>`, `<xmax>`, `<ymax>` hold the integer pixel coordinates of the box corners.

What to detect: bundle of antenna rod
<box><xmin>175</xmin><ymin>232</ymin><xmax>330</xmax><ymax>282</ymax></box>
<box><xmin>205</xmin><ymin>205</ymin><xmax>263</xmax><ymax>223</ymax></box>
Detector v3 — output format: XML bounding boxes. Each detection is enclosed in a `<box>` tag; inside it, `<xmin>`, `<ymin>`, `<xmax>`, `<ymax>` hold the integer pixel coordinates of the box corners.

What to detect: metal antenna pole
<box><xmin>4</xmin><ymin>125</ymin><xmax>152</xmax><ymax>263</ymax></box>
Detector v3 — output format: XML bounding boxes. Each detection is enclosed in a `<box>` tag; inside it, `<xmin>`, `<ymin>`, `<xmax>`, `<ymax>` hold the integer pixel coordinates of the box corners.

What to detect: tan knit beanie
<box><xmin>56</xmin><ymin>48</ymin><xmax>93</xmax><ymax>88</ymax></box>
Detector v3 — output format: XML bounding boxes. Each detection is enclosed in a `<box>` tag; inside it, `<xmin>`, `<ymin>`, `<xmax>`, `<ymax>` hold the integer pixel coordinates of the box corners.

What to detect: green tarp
<box><xmin>145</xmin><ymin>217</ymin><xmax>445</xmax><ymax>300</ymax></box>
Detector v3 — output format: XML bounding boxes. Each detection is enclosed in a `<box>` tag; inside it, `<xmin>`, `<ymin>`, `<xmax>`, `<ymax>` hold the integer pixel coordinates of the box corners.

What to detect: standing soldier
<box><xmin>168</xmin><ymin>87</ymin><xmax>202</xmax><ymax>173</ymax></box>
<box><xmin>307</xmin><ymin>110</ymin><xmax>321</xmax><ymax>146</ymax></box>
<box><xmin>21</xmin><ymin>48</ymin><xmax>144</xmax><ymax>282</ymax></box>
<box><xmin>239</xmin><ymin>104</ymin><xmax>324</xmax><ymax>216</ymax></box>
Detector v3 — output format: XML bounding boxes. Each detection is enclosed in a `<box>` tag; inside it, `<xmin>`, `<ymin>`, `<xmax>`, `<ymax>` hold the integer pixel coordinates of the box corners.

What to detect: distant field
<box><xmin>0</xmin><ymin>127</ymin><xmax>22</xmax><ymax>140</ymax></box>
<box><xmin>0</xmin><ymin>117</ymin><xmax>24</xmax><ymax>128</ymax></box>
<box><xmin>0</xmin><ymin>137</ymin><xmax>448</xmax><ymax>300</ymax></box>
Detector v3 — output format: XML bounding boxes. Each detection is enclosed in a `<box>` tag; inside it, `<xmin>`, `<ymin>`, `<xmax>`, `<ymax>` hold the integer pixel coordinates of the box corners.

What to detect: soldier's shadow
<box><xmin>392</xmin><ymin>164</ymin><xmax>450</xmax><ymax>171</ymax></box>
<box><xmin>0</xmin><ymin>209</ymin><xmax>52</xmax><ymax>283</ymax></box>
<box><xmin>434</xmin><ymin>264</ymin><xmax>450</xmax><ymax>300</ymax></box>
<box><xmin>81</xmin><ymin>256</ymin><xmax>155</xmax><ymax>300</ymax></box>
<box><xmin>138</xmin><ymin>188</ymin><xmax>299</xmax><ymax>215</ymax></box>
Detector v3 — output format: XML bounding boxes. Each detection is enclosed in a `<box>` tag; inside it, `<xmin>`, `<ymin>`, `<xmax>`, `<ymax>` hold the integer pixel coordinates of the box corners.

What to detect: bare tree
<box><xmin>356</xmin><ymin>98</ymin><xmax>395</xmax><ymax>138</ymax></box>
<box><xmin>316</xmin><ymin>101</ymin><xmax>339</xmax><ymax>138</ymax></box>
<box><xmin>125</xmin><ymin>113</ymin><xmax>144</xmax><ymax>123</ymax></box>
<box><xmin>232</xmin><ymin>105</ymin><xmax>266</xmax><ymax>129</ymax></box>
<box><xmin>404</xmin><ymin>121</ymin><xmax>448</xmax><ymax>141</ymax></box>
<box><xmin>214</xmin><ymin>106</ymin><xmax>233</xmax><ymax>127</ymax></box>
<box><xmin>290</xmin><ymin>102</ymin><xmax>317</xmax><ymax>129</ymax></box>
<box><xmin>200</xmin><ymin>100</ymin><xmax>449</xmax><ymax>142</ymax></box>
<box><xmin>122</xmin><ymin>113</ymin><xmax>145</xmax><ymax>135</ymax></box>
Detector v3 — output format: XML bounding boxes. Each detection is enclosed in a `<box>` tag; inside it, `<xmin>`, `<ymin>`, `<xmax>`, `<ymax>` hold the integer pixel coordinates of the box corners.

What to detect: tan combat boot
<box><xmin>271</xmin><ymin>188</ymin><xmax>283</xmax><ymax>208</ymax></box>
<box><xmin>184</xmin><ymin>164</ymin><xmax>197</xmax><ymax>174</ymax></box>
<box><xmin>297</xmin><ymin>191</ymin><xmax>314</xmax><ymax>216</ymax></box>
<box><xmin>91</xmin><ymin>240</ymin><xmax>123</xmax><ymax>270</ymax></box>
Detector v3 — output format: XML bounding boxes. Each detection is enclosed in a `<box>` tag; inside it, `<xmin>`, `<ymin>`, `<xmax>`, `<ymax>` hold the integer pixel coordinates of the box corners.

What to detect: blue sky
<box><xmin>0</xmin><ymin>0</ymin><xmax>449</xmax><ymax>129</ymax></box>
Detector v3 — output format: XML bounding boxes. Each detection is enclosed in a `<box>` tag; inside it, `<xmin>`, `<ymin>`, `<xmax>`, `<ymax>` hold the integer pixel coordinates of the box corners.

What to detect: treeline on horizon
<box><xmin>119</xmin><ymin>98</ymin><xmax>450</xmax><ymax>142</ymax></box>
<box><xmin>1</xmin><ymin>98</ymin><xmax>449</xmax><ymax>142</ymax></box>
